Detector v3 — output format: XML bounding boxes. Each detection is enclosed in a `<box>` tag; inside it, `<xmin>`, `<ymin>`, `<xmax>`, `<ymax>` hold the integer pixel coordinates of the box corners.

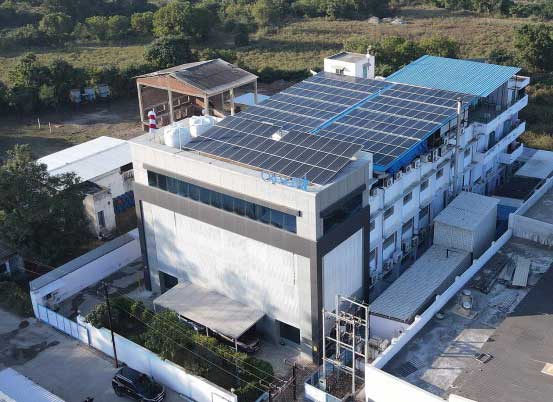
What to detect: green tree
<box><xmin>106</xmin><ymin>15</ymin><xmax>130</xmax><ymax>39</ymax></box>
<box><xmin>152</xmin><ymin>1</ymin><xmax>192</xmax><ymax>37</ymax></box>
<box><xmin>144</xmin><ymin>35</ymin><xmax>195</xmax><ymax>69</ymax></box>
<box><xmin>8</xmin><ymin>53</ymin><xmax>45</xmax><ymax>88</ymax></box>
<box><xmin>130</xmin><ymin>11</ymin><xmax>154</xmax><ymax>35</ymax></box>
<box><xmin>38</xmin><ymin>12</ymin><xmax>74</xmax><ymax>40</ymax></box>
<box><xmin>0</xmin><ymin>145</ymin><xmax>91</xmax><ymax>265</ymax></box>
<box><xmin>419</xmin><ymin>36</ymin><xmax>459</xmax><ymax>58</ymax></box>
<box><xmin>514</xmin><ymin>23</ymin><xmax>553</xmax><ymax>72</ymax></box>
<box><xmin>85</xmin><ymin>15</ymin><xmax>110</xmax><ymax>40</ymax></box>
<box><xmin>188</xmin><ymin>7</ymin><xmax>212</xmax><ymax>40</ymax></box>
<box><xmin>251</xmin><ymin>0</ymin><xmax>281</xmax><ymax>29</ymax></box>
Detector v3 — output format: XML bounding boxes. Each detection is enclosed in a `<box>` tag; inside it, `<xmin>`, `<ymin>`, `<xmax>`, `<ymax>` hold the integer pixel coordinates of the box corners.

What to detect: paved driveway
<box><xmin>0</xmin><ymin>309</ymin><xmax>182</xmax><ymax>402</ymax></box>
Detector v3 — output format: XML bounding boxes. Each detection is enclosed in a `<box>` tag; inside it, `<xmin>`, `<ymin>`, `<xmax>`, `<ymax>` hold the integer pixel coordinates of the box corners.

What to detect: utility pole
<box><xmin>103</xmin><ymin>281</ymin><xmax>119</xmax><ymax>368</ymax></box>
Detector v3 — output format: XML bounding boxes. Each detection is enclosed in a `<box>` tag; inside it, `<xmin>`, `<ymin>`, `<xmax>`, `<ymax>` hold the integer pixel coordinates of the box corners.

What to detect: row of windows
<box><xmin>147</xmin><ymin>171</ymin><xmax>297</xmax><ymax>233</ymax></box>
<box><xmin>322</xmin><ymin>193</ymin><xmax>363</xmax><ymax>234</ymax></box>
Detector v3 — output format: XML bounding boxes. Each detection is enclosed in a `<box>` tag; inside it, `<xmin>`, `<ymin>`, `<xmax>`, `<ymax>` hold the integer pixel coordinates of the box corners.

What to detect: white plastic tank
<box><xmin>164</xmin><ymin>124</ymin><xmax>191</xmax><ymax>148</ymax></box>
<box><xmin>189</xmin><ymin>115</ymin><xmax>216</xmax><ymax>138</ymax></box>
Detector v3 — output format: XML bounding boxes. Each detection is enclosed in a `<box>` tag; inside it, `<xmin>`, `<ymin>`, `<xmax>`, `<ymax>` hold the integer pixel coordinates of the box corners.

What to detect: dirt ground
<box><xmin>0</xmin><ymin>97</ymin><xmax>144</xmax><ymax>161</ymax></box>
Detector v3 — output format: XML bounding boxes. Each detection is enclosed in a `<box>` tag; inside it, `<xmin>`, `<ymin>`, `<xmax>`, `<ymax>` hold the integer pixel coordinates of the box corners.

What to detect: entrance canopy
<box><xmin>153</xmin><ymin>281</ymin><xmax>265</xmax><ymax>339</ymax></box>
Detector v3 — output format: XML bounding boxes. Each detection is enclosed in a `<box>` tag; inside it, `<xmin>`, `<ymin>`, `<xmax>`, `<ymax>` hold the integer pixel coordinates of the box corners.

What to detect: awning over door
<box><xmin>153</xmin><ymin>281</ymin><xmax>265</xmax><ymax>339</ymax></box>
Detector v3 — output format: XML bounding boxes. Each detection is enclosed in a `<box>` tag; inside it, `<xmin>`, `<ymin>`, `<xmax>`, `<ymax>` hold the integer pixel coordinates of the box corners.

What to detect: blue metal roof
<box><xmin>386</xmin><ymin>55</ymin><xmax>520</xmax><ymax>98</ymax></box>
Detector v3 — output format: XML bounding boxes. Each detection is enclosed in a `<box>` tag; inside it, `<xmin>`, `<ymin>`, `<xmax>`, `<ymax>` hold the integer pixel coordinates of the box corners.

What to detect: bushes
<box><xmin>144</xmin><ymin>35</ymin><xmax>195</xmax><ymax>69</ymax></box>
<box><xmin>130</xmin><ymin>11</ymin><xmax>154</xmax><ymax>35</ymax></box>
<box><xmin>83</xmin><ymin>15</ymin><xmax>130</xmax><ymax>41</ymax></box>
<box><xmin>38</xmin><ymin>12</ymin><xmax>74</xmax><ymax>41</ymax></box>
<box><xmin>0</xmin><ymin>281</ymin><xmax>33</xmax><ymax>317</ymax></box>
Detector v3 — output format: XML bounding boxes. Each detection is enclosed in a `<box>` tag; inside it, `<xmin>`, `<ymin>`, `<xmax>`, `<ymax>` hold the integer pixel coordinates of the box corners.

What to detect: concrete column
<box><xmin>136</xmin><ymin>82</ymin><xmax>145</xmax><ymax>125</ymax></box>
<box><xmin>203</xmin><ymin>94</ymin><xmax>209</xmax><ymax>115</ymax></box>
<box><xmin>168</xmin><ymin>89</ymin><xmax>174</xmax><ymax>123</ymax></box>
<box><xmin>230</xmin><ymin>88</ymin><xmax>235</xmax><ymax>116</ymax></box>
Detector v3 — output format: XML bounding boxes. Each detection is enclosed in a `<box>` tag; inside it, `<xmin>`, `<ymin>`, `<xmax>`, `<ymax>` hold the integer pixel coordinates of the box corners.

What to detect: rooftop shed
<box><xmin>136</xmin><ymin>59</ymin><xmax>258</xmax><ymax>126</ymax></box>
<box><xmin>433</xmin><ymin>192</ymin><xmax>499</xmax><ymax>258</ymax></box>
<box><xmin>369</xmin><ymin>245</ymin><xmax>471</xmax><ymax>338</ymax></box>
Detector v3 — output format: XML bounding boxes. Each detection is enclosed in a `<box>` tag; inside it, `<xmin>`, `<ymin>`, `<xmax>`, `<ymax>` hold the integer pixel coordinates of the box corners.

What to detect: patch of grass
<box><xmin>0</xmin><ymin>281</ymin><xmax>33</xmax><ymax>317</ymax></box>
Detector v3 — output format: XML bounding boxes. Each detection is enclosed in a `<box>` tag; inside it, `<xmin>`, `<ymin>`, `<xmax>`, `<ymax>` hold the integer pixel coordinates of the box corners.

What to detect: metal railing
<box><xmin>469</xmin><ymin>92</ymin><xmax>527</xmax><ymax>124</ymax></box>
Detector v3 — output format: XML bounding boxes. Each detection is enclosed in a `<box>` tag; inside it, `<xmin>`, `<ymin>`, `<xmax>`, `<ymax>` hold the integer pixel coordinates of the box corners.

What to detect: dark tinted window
<box><xmin>147</xmin><ymin>171</ymin><xmax>297</xmax><ymax>233</ymax></box>
<box><xmin>323</xmin><ymin>193</ymin><xmax>362</xmax><ymax>234</ymax></box>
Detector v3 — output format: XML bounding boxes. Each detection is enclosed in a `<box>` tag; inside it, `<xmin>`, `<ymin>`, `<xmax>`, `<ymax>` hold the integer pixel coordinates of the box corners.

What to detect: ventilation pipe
<box><xmin>453</xmin><ymin>98</ymin><xmax>464</xmax><ymax>195</ymax></box>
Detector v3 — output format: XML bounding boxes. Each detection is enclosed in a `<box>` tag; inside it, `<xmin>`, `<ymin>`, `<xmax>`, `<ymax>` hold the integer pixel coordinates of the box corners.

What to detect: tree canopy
<box><xmin>144</xmin><ymin>35</ymin><xmax>195</xmax><ymax>69</ymax></box>
<box><xmin>0</xmin><ymin>145</ymin><xmax>91</xmax><ymax>265</ymax></box>
<box><xmin>514</xmin><ymin>23</ymin><xmax>553</xmax><ymax>72</ymax></box>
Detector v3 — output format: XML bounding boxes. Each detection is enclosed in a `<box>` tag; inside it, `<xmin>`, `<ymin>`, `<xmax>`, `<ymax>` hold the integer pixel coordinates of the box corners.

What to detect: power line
<box><xmin>105</xmin><ymin>287</ymin><xmax>282</xmax><ymax>387</ymax></box>
<box><xmin>107</xmin><ymin>302</ymin><xmax>269</xmax><ymax>394</ymax></box>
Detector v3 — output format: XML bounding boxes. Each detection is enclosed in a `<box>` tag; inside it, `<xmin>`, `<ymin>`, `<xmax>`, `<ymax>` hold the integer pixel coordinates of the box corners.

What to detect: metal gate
<box><xmin>36</xmin><ymin>304</ymin><xmax>89</xmax><ymax>344</ymax></box>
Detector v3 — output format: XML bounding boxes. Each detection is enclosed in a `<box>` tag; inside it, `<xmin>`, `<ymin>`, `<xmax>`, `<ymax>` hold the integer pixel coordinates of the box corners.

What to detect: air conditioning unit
<box><xmin>411</xmin><ymin>235</ymin><xmax>419</xmax><ymax>247</ymax></box>
<box><xmin>394</xmin><ymin>171</ymin><xmax>402</xmax><ymax>181</ymax></box>
<box><xmin>401</xmin><ymin>240</ymin><xmax>411</xmax><ymax>254</ymax></box>
<box><xmin>412</xmin><ymin>158</ymin><xmax>421</xmax><ymax>169</ymax></box>
<box><xmin>432</xmin><ymin>149</ymin><xmax>440</xmax><ymax>160</ymax></box>
<box><xmin>404</xmin><ymin>165</ymin><xmax>412</xmax><ymax>174</ymax></box>
<box><xmin>370</xmin><ymin>187</ymin><xmax>378</xmax><ymax>197</ymax></box>
<box><xmin>463</xmin><ymin>185</ymin><xmax>472</xmax><ymax>192</ymax></box>
<box><xmin>422</xmin><ymin>154</ymin><xmax>431</xmax><ymax>163</ymax></box>
<box><xmin>440</xmin><ymin>145</ymin><xmax>448</xmax><ymax>156</ymax></box>
<box><xmin>393</xmin><ymin>250</ymin><xmax>402</xmax><ymax>264</ymax></box>
<box><xmin>443</xmin><ymin>137</ymin><xmax>449</xmax><ymax>146</ymax></box>
<box><xmin>384</xmin><ymin>177</ymin><xmax>393</xmax><ymax>188</ymax></box>
<box><xmin>383</xmin><ymin>259</ymin><xmax>393</xmax><ymax>273</ymax></box>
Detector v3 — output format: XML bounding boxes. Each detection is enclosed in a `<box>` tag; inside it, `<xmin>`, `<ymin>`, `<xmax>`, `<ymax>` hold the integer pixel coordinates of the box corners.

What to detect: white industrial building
<box><xmin>38</xmin><ymin>136</ymin><xmax>134</xmax><ymax>237</ymax></box>
<box><xmin>130</xmin><ymin>55</ymin><xmax>529</xmax><ymax>361</ymax></box>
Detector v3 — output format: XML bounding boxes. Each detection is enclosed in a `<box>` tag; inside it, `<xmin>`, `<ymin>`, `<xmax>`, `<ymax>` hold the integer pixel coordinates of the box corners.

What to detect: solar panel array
<box><xmin>186</xmin><ymin>118</ymin><xmax>362</xmax><ymax>185</ymax></box>
<box><xmin>185</xmin><ymin>71</ymin><xmax>474</xmax><ymax>184</ymax></box>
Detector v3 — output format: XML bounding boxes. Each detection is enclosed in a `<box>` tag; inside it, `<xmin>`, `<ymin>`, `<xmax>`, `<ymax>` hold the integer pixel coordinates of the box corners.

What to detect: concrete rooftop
<box><xmin>382</xmin><ymin>237</ymin><xmax>553</xmax><ymax>398</ymax></box>
<box><xmin>523</xmin><ymin>186</ymin><xmax>553</xmax><ymax>225</ymax></box>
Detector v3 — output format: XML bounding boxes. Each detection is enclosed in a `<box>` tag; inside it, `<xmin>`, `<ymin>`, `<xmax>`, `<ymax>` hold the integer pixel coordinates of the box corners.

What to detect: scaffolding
<box><xmin>321</xmin><ymin>295</ymin><xmax>369</xmax><ymax>399</ymax></box>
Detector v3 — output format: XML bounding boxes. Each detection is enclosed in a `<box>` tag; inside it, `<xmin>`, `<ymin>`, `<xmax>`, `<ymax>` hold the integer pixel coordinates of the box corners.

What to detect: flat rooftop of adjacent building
<box><xmin>386</xmin><ymin>55</ymin><xmax>521</xmax><ymax>97</ymax></box>
<box><xmin>516</xmin><ymin>149</ymin><xmax>553</xmax><ymax>179</ymax></box>
<box><xmin>523</xmin><ymin>186</ymin><xmax>553</xmax><ymax>225</ymax></box>
<box><xmin>37</xmin><ymin>136</ymin><xmax>131</xmax><ymax>182</ymax></box>
<box><xmin>493</xmin><ymin>175</ymin><xmax>542</xmax><ymax>201</ymax></box>
<box><xmin>383</xmin><ymin>237</ymin><xmax>553</xmax><ymax>398</ymax></box>
<box><xmin>451</xmin><ymin>253</ymin><xmax>553</xmax><ymax>402</ymax></box>
<box><xmin>433</xmin><ymin>191</ymin><xmax>498</xmax><ymax>232</ymax></box>
<box><xmin>370</xmin><ymin>245</ymin><xmax>471</xmax><ymax>323</ymax></box>
<box><xmin>326</xmin><ymin>52</ymin><xmax>369</xmax><ymax>63</ymax></box>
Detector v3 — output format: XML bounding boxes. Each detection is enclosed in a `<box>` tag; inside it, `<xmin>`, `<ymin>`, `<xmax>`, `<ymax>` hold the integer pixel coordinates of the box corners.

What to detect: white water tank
<box><xmin>189</xmin><ymin>115</ymin><xmax>216</xmax><ymax>138</ymax></box>
<box><xmin>164</xmin><ymin>125</ymin><xmax>191</xmax><ymax>148</ymax></box>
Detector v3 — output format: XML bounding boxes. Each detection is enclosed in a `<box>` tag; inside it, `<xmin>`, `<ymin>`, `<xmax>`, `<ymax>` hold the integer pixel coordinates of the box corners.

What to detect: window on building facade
<box><xmin>384</xmin><ymin>206</ymin><xmax>394</xmax><ymax>220</ymax></box>
<box><xmin>402</xmin><ymin>218</ymin><xmax>413</xmax><ymax>234</ymax></box>
<box><xmin>437</xmin><ymin>168</ymin><xmax>444</xmax><ymax>179</ymax></box>
<box><xmin>419</xmin><ymin>205</ymin><xmax>430</xmax><ymax>220</ymax></box>
<box><xmin>464</xmin><ymin>148</ymin><xmax>471</xmax><ymax>158</ymax></box>
<box><xmin>147</xmin><ymin>171</ymin><xmax>297</xmax><ymax>233</ymax></box>
<box><xmin>322</xmin><ymin>192</ymin><xmax>362</xmax><ymax>234</ymax></box>
<box><xmin>383</xmin><ymin>233</ymin><xmax>396</xmax><ymax>250</ymax></box>
<box><xmin>370</xmin><ymin>220</ymin><xmax>375</xmax><ymax>232</ymax></box>
<box><xmin>403</xmin><ymin>192</ymin><xmax>412</xmax><ymax>205</ymax></box>
<box><xmin>421</xmin><ymin>179</ymin><xmax>429</xmax><ymax>191</ymax></box>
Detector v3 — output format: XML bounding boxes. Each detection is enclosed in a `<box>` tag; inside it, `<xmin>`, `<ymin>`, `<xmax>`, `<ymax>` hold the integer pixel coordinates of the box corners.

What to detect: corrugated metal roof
<box><xmin>386</xmin><ymin>55</ymin><xmax>520</xmax><ymax>97</ymax></box>
<box><xmin>154</xmin><ymin>281</ymin><xmax>265</xmax><ymax>339</ymax></box>
<box><xmin>433</xmin><ymin>192</ymin><xmax>498</xmax><ymax>232</ymax></box>
<box><xmin>370</xmin><ymin>245</ymin><xmax>471</xmax><ymax>322</ymax></box>
<box><xmin>37</xmin><ymin>136</ymin><xmax>131</xmax><ymax>182</ymax></box>
<box><xmin>0</xmin><ymin>368</ymin><xmax>66</xmax><ymax>402</ymax></box>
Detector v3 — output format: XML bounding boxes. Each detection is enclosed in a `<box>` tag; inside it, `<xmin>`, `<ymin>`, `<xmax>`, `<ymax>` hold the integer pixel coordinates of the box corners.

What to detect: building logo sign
<box><xmin>261</xmin><ymin>171</ymin><xmax>309</xmax><ymax>190</ymax></box>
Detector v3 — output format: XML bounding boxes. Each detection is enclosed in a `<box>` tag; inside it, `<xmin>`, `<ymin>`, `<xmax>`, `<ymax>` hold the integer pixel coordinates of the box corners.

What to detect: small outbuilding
<box><xmin>136</xmin><ymin>59</ymin><xmax>258</xmax><ymax>127</ymax></box>
<box><xmin>433</xmin><ymin>191</ymin><xmax>499</xmax><ymax>258</ymax></box>
<box><xmin>0</xmin><ymin>368</ymin><xmax>66</xmax><ymax>402</ymax></box>
<box><xmin>0</xmin><ymin>243</ymin><xmax>23</xmax><ymax>277</ymax></box>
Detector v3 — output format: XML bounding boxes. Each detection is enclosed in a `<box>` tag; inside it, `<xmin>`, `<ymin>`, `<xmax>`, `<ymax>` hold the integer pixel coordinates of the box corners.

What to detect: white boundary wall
<box><xmin>77</xmin><ymin>317</ymin><xmax>237</xmax><ymax>402</ymax></box>
<box><xmin>372</xmin><ymin>228</ymin><xmax>512</xmax><ymax>369</ymax></box>
<box><xmin>30</xmin><ymin>230</ymin><xmax>140</xmax><ymax>316</ymax></box>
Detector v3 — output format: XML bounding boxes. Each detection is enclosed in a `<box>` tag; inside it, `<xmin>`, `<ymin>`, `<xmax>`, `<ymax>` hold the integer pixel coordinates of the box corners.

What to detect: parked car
<box><xmin>214</xmin><ymin>329</ymin><xmax>261</xmax><ymax>354</ymax></box>
<box><xmin>112</xmin><ymin>366</ymin><xmax>166</xmax><ymax>401</ymax></box>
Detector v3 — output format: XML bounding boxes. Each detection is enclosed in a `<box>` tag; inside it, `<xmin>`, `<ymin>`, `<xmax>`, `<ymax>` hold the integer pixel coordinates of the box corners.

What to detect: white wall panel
<box><xmin>322</xmin><ymin>229</ymin><xmax>363</xmax><ymax>311</ymax></box>
<box><xmin>147</xmin><ymin>203</ymin><xmax>307</xmax><ymax>330</ymax></box>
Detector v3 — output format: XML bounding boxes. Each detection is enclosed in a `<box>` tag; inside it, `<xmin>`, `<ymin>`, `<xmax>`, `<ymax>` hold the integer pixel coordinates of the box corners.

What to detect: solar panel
<box><xmin>186</xmin><ymin>118</ymin><xmax>362</xmax><ymax>185</ymax></box>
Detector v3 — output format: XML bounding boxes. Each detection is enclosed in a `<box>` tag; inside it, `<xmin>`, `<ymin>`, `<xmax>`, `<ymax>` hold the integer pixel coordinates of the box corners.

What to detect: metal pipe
<box><xmin>103</xmin><ymin>282</ymin><xmax>118</xmax><ymax>368</ymax></box>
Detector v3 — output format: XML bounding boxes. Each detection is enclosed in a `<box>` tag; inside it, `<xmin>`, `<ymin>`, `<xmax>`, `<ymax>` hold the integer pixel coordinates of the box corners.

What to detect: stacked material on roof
<box><xmin>433</xmin><ymin>192</ymin><xmax>499</xmax><ymax>258</ymax></box>
<box><xmin>370</xmin><ymin>245</ymin><xmax>471</xmax><ymax>329</ymax></box>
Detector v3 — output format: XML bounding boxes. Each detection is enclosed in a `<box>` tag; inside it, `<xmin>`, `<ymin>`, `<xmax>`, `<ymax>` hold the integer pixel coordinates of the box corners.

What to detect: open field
<box><xmin>0</xmin><ymin>6</ymin><xmax>551</xmax><ymax>154</ymax></box>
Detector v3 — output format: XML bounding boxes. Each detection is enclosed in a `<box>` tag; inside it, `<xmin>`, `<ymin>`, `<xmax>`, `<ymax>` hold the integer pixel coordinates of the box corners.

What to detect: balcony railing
<box><xmin>498</xmin><ymin>142</ymin><xmax>523</xmax><ymax>165</ymax></box>
<box><xmin>469</xmin><ymin>92</ymin><xmax>527</xmax><ymax>124</ymax></box>
<box><xmin>473</xmin><ymin>121</ymin><xmax>526</xmax><ymax>165</ymax></box>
